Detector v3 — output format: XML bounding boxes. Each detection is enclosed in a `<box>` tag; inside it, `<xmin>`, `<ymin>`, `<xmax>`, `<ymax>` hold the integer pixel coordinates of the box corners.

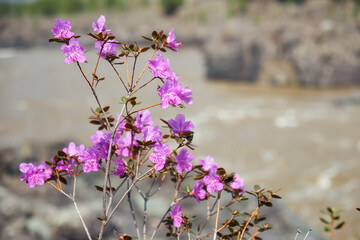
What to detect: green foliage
<box><xmin>320</xmin><ymin>207</ymin><xmax>346</xmax><ymax>238</ymax></box>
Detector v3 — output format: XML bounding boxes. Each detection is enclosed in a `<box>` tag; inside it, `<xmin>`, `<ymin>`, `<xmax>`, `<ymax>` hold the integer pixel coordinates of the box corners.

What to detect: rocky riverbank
<box><xmin>1</xmin><ymin>0</ymin><xmax>360</xmax><ymax>87</ymax></box>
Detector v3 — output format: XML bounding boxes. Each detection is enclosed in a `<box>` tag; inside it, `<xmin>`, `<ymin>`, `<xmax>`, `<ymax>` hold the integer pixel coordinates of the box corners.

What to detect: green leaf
<box><xmin>263</xmin><ymin>201</ymin><xmax>273</xmax><ymax>207</ymax></box>
<box><xmin>97</xmin><ymin>216</ymin><xmax>104</xmax><ymax>221</ymax></box>
<box><xmin>121</xmin><ymin>96</ymin><xmax>127</xmax><ymax>102</ymax></box>
<box><xmin>193</xmin><ymin>174</ymin><xmax>204</xmax><ymax>180</ymax></box>
<box><xmin>59</xmin><ymin>175</ymin><xmax>67</xmax><ymax>185</ymax></box>
<box><xmin>271</xmin><ymin>194</ymin><xmax>282</xmax><ymax>199</ymax></box>
<box><xmin>185</xmin><ymin>184</ymin><xmax>191</xmax><ymax>193</ymax></box>
<box><xmin>254</xmin><ymin>185</ymin><xmax>261</xmax><ymax>191</ymax></box>
<box><xmin>320</xmin><ymin>217</ymin><xmax>330</xmax><ymax>224</ymax></box>
<box><xmin>324</xmin><ymin>225</ymin><xmax>330</xmax><ymax>232</ymax></box>
<box><xmin>152</xmin><ymin>31</ymin><xmax>158</xmax><ymax>39</ymax></box>
<box><xmin>90</xmin><ymin>120</ymin><xmax>101</xmax><ymax>125</ymax></box>
<box><xmin>95</xmin><ymin>185</ymin><xmax>104</xmax><ymax>192</ymax></box>
<box><xmin>327</xmin><ymin>207</ymin><xmax>334</xmax><ymax>214</ymax></box>
<box><xmin>128</xmin><ymin>160</ymin><xmax>134</xmax><ymax>169</ymax></box>
<box><xmin>335</xmin><ymin>221</ymin><xmax>346</xmax><ymax>230</ymax></box>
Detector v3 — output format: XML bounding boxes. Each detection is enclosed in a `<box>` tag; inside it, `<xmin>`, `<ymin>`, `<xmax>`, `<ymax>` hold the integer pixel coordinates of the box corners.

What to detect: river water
<box><xmin>1</xmin><ymin>46</ymin><xmax>360</xmax><ymax>239</ymax></box>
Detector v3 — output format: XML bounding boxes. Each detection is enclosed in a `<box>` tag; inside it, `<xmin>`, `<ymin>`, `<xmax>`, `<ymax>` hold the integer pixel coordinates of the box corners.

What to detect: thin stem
<box><xmin>109</xmin><ymin>61</ymin><xmax>129</xmax><ymax>92</ymax></box>
<box><xmin>73</xmin><ymin>200</ymin><xmax>93</xmax><ymax>240</ymax></box>
<box><xmin>303</xmin><ymin>228</ymin><xmax>312</xmax><ymax>240</ymax></box>
<box><xmin>126</xmin><ymin>55</ymin><xmax>130</xmax><ymax>88</ymax></box>
<box><xmin>76</xmin><ymin>62</ymin><xmax>111</xmax><ymax>131</ymax></box>
<box><xmin>150</xmin><ymin>204</ymin><xmax>173</xmax><ymax>240</ymax></box>
<box><xmin>98</xmin><ymin>94</ymin><xmax>129</xmax><ymax>240</ymax></box>
<box><xmin>127</xmin><ymin>182</ymin><xmax>141</xmax><ymax>240</ymax></box>
<box><xmin>330</xmin><ymin>218</ymin><xmax>334</xmax><ymax>240</ymax></box>
<box><xmin>106</xmin><ymin>169</ymin><xmax>153</xmax><ymax>225</ymax></box>
<box><xmin>143</xmin><ymin>198</ymin><xmax>148</xmax><ymax>240</ymax></box>
<box><xmin>216</xmin><ymin>215</ymin><xmax>235</xmax><ymax>233</ymax></box>
<box><xmin>130</xmin><ymin>77</ymin><xmax>157</xmax><ymax>96</ymax></box>
<box><xmin>92</xmin><ymin>45</ymin><xmax>103</xmax><ymax>87</ymax></box>
<box><xmin>130</xmin><ymin>55</ymin><xmax>138</xmax><ymax>89</ymax></box>
<box><xmin>294</xmin><ymin>229</ymin><xmax>301</xmax><ymax>240</ymax></box>
<box><xmin>130</xmin><ymin>103</ymin><xmax>161</xmax><ymax>115</ymax></box>
<box><xmin>50</xmin><ymin>178</ymin><xmax>92</xmax><ymax>240</ymax></box>
<box><xmin>237</xmin><ymin>207</ymin><xmax>259</xmax><ymax>240</ymax></box>
<box><xmin>248</xmin><ymin>224</ymin><xmax>270</xmax><ymax>240</ymax></box>
<box><xmin>213</xmin><ymin>191</ymin><xmax>221</xmax><ymax>240</ymax></box>
<box><xmin>133</xmin><ymin>49</ymin><xmax>157</xmax><ymax>89</ymax></box>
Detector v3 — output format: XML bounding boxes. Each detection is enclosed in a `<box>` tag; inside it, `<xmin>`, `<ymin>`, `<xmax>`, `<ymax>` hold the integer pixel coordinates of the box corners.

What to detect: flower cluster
<box><xmin>148</xmin><ymin>53</ymin><xmax>192</xmax><ymax>109</ymax></box>
<box><xmin>19</xmin><ymin>162</ymin><xmax>52</xmax><ymax>188</ymax></box>
<box><xmin>19</xmin><ymin>16</ymin><xmax>252</xmax><ymax>240</ymax></box>
<box><xmin>51</xmin><ymin>19</ymin><xmax>86</xmax><ymax>65</ymax></box>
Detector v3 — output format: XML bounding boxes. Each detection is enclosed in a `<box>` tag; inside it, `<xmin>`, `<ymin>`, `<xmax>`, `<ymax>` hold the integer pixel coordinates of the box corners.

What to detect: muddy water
<box><xmin>1</xmin><ymin>47</ymin><xmax>360</xmax><ymax>239</ymax></box>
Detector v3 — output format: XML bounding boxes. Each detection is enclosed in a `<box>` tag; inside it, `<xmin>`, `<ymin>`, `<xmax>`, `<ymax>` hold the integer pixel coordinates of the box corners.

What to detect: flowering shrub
<box><xmin>20</xmin><ymin>15</ymin><xmax>280</xmax><ymax>240</ymax></box>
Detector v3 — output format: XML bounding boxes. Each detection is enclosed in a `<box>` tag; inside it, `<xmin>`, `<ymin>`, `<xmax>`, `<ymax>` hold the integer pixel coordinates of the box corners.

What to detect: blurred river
<box><xmin>1</xmin><ymin>46</ymin><xmax>360</xmax><ymax>239</ymax></box>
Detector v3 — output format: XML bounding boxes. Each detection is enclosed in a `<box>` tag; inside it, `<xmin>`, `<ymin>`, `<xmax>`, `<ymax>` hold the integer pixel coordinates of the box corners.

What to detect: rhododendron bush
<box><xmin>20</xmin><ymin>15</ymin><xmax>280</xmax><ymax>240</ymax></box>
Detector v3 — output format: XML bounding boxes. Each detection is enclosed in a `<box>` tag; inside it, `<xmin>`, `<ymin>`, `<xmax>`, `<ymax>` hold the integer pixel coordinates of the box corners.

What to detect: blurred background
<box><xmin>1</xmin><ymin>0</ymin><xmax>360</xmax><ymax>239</ymax></box>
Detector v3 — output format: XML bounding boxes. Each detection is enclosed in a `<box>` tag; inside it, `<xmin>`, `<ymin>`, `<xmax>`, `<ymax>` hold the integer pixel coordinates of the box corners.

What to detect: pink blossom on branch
<box><xmin>199</xmin><ymin>155</ymin><xmax>218</xmax><ymax>172</ymax></box>
<box><xmin>148</xmin><ymin>54</ymin><xmax>171</xmax><ymax>79</ymax></box>
<box><xmin>19</xmin><ymin>162</ymin><xmax>52</xmax><ymax>188</ymax></box>
<box><xmin>95</xmin><ymin>39</ymin><xmax>118</xmax><ymax>59</ymax></box>
<box><xmin>149</xmin><ymin>144</ymin><xmax>171</xmax><ymax>171</ymax></box>
<box><xmin>169</xmin><ymin>204</ymin><xmax>183</xmax><ymax>228</ymax></box>
<box><xmin>61</xmin><ymin>38</ymin><xmax>86</xmax><ymax>65</ymax></box>
<box><xmin>175</xmin><ymin>148</ymin><xmax>194</xmax><ymax>173</ymax></box>
<box><xmin>51</xmin><ymin>18</ymin><xmax>74</xmax><ymax>39</ymax></box>
<box><xmin>168</xmin><ymin>114</ymin><xmax>194</xmax><ymax>135</ymax></box>
<box><xmin>54</xmin><ymin>142</ymin><xmax>85</xmax><ymax>175</ymax></box>
<box><xmin>157</xmin><ymin>79</ymin><xmax>193</xmax><ymax>109</ymax></box>
<box><xmin>134</xmin><ymin>110</ymin><xmax>154</xmax><ymax>132</ymax></box>
<box><xmin>192</xmin><ymin>180</ymin><xmax>206</xmax><ymax>203</ymax></box>
<box><xmin>203</xmin><ymin>171</ymin><xmax>224</xmax><ymax>193</ymax></box>
<box><xmin>92</xmin><ymin>15</ymin><xmax>110</xmax><ymax>35</ymax></box>
<box><xmin>229</xmin><ymin>173</ymin><xmax>245</xmax><ymax>192</ymax></box>
<box><xmin>113</xmin><ymin>156</ymin><xmax>126</xmax><ymax>177</ymax></box>
<box><xmin>167</xmin><ymin>28</ymin><xmax>182</xmax><ymax>51</ymax></box>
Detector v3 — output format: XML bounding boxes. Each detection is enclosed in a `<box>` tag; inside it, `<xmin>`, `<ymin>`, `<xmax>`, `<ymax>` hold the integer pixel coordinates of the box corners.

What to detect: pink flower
<box><xmin>79</xmin><ymin>148</ymin><xmax>99</xmax><ymax>173</ymax></box>
<box><xmin>203</xmin><ymin>171</ymin><xmax>223</xmax><ymax>193</ymax></box>
<box><xmin>63</xmin><ymin>142</ymin><xmax>85</xmax><ymax>157</ymax></box>
<box><xmin>229</xmin><ymin>173</ymin><xmax>244</xmax><ymax>192</ymax></box>
<box><xmin>113</xmin><ymin>156</ymin><xmax>126</xmax><ymax>177</ymax></box>
<box><xmin>169</xmin><ymin>204</ymin><xmax>183</xmax><ymax>228</ymax></box>
<box><xmin>149</xmin><ymin>144</ymin><xmax>171</xmax><ymax>171</ymax></box>
<box><xmin>51</xmin><ymin>18</ymin><xmax>74</xmax><ymax>39</ymax></box>
<box><xmin>157</xmin><ymin>79</ymin><xmax>193</xmax><ymax>109</ymax></box>
<box><xmin>20</xmin><ymin>162</ymin><xmax>52</xmax><ymax>188</ymax></box>
<box><xmin>134</xmin><ymin>110</ymin><xmax>153</xmax><ymax>131</ymax></box>
<box><xmin>54</xmin><ymin>142</ymin><xmax>85</xmax><ymax>175</ymax></box>
<box><xmin>167</xmin><ymin>28</ymin><xmax>182</xmax><ymax>51</ymax></box>
<box><xmin>192</xmin><ymin>180</ymin><xmax>206</xmax><ymax>203</ymax></box>
<box><xmin>168</xmin><ymin>114</ymin><xmax>194</xmax><ymax>135</ymax></box>
<box><xmin>142</xmin><ymin>125</ymin><xmax>163</xmax><ymax>146</ymax></box>
<box><xmin>148</xmin><ymin>54</ymin><xmax>171</xmax><ymax>79</ymax></box>
<box><xmin>92</xmin><ymin>15</ymin><xmax>109</xmax><ymax>35</ymax></box>
<box><xmin>175</xmin><ymin>148</ymin><xmax>193</xmax><ymax>173</ymax></box>
<box><xmin>199</xmin><ymin>155</ymin><xmax>218</xmax><ymax>172</ymax></box>
<box><xmin>61</xmin><ymin>38</ymin><xmax>86</xmax><ymax>65</ymax></box>
<box><xmin>95</xmin><ymin>39</ymin><xmax>118</xmax><ymax>59</ymax></box>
